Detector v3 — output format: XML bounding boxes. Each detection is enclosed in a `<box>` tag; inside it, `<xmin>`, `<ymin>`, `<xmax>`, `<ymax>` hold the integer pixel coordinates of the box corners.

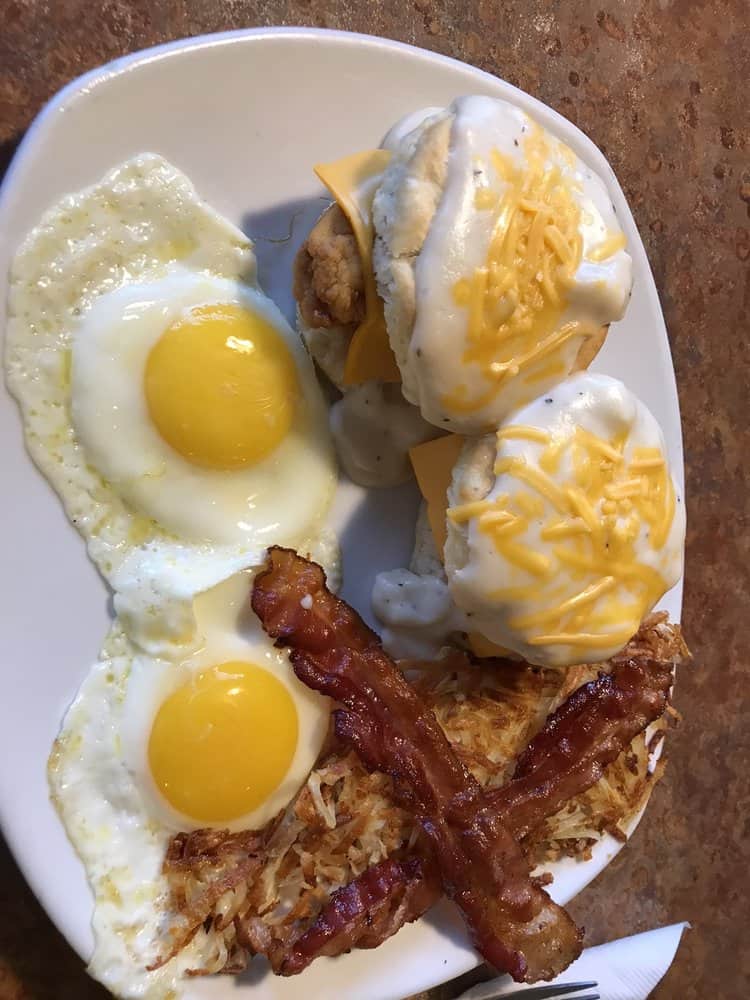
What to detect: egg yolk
<box><xmin>148</xmin><ymin>661</ymin><xmax>298</xmax><ymax>823</ymax></box>
<box><xmin>144</xmin><ymin>304</ymin><xmax>300</xmax><ymax>470</ymax></box>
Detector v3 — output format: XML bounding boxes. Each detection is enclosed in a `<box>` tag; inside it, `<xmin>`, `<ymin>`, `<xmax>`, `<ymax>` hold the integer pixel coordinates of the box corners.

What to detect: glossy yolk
<box><xmin>145</xmin><ymin>304</ymin><xmax>300</xmax><ymax>469</ymax></box>
<box><xmin>148</xmin><ymin>661</ymin><xmax>298</xmax><ymax>823</ymax></box>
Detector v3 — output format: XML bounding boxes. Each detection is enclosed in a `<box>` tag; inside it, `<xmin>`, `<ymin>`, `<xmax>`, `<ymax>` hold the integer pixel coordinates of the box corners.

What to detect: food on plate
<box><xmin>46</xmin><ymin>541</ymin><xmax>685</xmax><ymax>996</ymax></box>
<box><xmin>446</xmin><ymin>372</ymin><xmax>685</xmax><ymax>665</ymax></box>
<box><xmin>294</xmin><ymin>152</ymin><xmax>396</xmax><ymax>389</ymax></box>
<box><xmin>48</xmin><ymin>567</ymin><xmax>331</xmax><ymax>998</ymax></box>
<box><xmin>260</xmin><ymin>609</ymin><xmax>681</xmax><ymax>979</ymax></box>
<box><xmin>4</xmin><ymin>83</ymin><xmax>687</xmax><ymax>999</ymax></box>
<box><xmin>329</xmin><ymin>379</ymin><xmax>439</xmax><ymax>487</ymax></box>
<box><xmin>249</xmin><ymin>548</ymin><xmax>684</xmax><ymax>982</ymax></box>
<box><xmin>375</xmin><ymin>373</ymin><xmax>685</xmax><ymax>667</ymax></box>
<box><xmin>253</xmin><ymin>545</ymin><xmax>585</xmax><ymax>981</ymax></box>
<box><xmin>294</xmin><ymin>154</ymin><xmax>436</xmax><ymax>487</ymax></box>
<box><xmin>374</xmin><ymin>95</ymin><xmax>632</xmax><ymax>431</ymax></box>
<box><xmin>294</xmin><ymin>93</ymin><xmax>632</xmax><ymax>487</ymax></box>
<box><xmin>5</xmin><ymin>154</ymin><xmax>336</xmax><ymax>650</ymax></box>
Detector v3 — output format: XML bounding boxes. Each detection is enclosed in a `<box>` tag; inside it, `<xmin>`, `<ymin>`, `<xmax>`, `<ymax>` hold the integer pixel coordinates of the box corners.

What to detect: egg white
<box><xmin>5</xmin><ymin>154</ymin><xmax>336</xmax><ymax>652</ymax></box>
<box><xmin>71</xmin><ymin>267</ymin><xmax>334</xmax><ymax>548</ymax></box>
<box><xmin>48</xmin><ymin>624</ymin><xmax>205</xmax><ymax>999</ymax></box>
<box><xmin>49</xmin><ymin>569</ymin><xmax>330</xmax><ymax>999</ymax></box>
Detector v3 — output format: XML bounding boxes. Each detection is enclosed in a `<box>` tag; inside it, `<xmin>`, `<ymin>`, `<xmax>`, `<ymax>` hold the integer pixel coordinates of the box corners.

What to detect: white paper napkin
<box><xmin>458</xmin><ymin>923</ymin><xmax>690</xmax><ymax>1000</ymax></box>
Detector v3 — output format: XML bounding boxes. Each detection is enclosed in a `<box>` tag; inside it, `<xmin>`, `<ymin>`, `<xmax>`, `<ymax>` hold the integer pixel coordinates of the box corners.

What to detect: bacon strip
<box><xmin>252</xmin><ymin>547</ymin><xmax>582</xmax><ymax>982</ymax></box>
<box><xmin>235</xmin><ymin>855</ymin><xmax>439</xmax><ymax>974</ymax></box>
<box><xmin>487</xmin><ymin>653</ymin><xmax>673</xmax><ymax>838</ymax></box>
<box><xmin>266</xmin><ymin>648</ymin><xmax>674</xmax><ymax>973</ymax></box>
<box><xmin>277</xmin><ymin>856</ymin><xmax>438</xmax><ymax>975</ymax></box>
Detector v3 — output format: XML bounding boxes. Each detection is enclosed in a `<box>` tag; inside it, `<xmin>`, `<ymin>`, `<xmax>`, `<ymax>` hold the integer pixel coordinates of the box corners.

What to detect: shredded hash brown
<box><xmin>152</xmin><ymin>612</ymin><xmax>687</xmax><ymax>977</ymax></box>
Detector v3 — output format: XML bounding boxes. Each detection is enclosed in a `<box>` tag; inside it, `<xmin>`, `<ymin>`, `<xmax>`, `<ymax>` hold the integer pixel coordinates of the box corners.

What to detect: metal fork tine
<box><xmin>497</xmin><ymin>983</ymin><xmax>598</xmax><ymax>1000</ymax></box>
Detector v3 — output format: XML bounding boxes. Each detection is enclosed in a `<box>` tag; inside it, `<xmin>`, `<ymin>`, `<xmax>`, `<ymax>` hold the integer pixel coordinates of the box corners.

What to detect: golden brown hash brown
<box><xmin>152</xmin><ymin>612</ymin><xmax>687</xmax><ymax>976</ymax></box>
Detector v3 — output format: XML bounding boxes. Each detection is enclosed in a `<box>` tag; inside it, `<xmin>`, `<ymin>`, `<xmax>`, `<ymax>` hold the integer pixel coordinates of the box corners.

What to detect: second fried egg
<box><xmin>49</xmin><ymin>567</ymin><xmax>331</xmax><ymax>998</ymax></box>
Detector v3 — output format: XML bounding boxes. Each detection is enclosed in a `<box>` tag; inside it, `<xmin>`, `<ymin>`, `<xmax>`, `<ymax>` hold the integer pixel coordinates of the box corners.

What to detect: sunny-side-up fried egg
<box><xmin>48</xmin><ymin>567</ymin><xmax>332</xmax><ymax>999</ymax></box>
<box><xmin>5</xmin><ymin>155</ymin><xmax>336</xmax><ymax>651</ymax></box>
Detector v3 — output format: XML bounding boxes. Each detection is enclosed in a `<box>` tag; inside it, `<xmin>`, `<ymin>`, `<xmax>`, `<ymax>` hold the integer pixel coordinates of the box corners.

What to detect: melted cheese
<box><xmin>314</xmin><ymin>151</ymin><xmax>400</xmax><ymax>384</ymax></box>
<box><xmin>409</xmin><ymin>434</ymin><xmax>464</xmax><ymax>554</ymax></box>
<box><xmin>442</xmin><ymin>128</ymin><xmax>588</xmax><ymax>417</ymax></box>
<box><xmin>408</xmin><ymin>434</ymin><xmax>513</xmax><ymax>660</ymax></box>
<box><xmin>444</xmin><ymin>373</ymin><xmax>685</xmax><ymax>667</ymax></box>
<box><xmin>589</xmin><ymin>231</ymin><xmax>627</xmax><ymax>261</ymax></box>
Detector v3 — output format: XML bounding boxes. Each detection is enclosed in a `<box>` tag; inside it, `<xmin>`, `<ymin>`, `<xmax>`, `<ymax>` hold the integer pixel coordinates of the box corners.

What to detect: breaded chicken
<box><xmin>294</xmin><ymin>204</ymin><xmax>364</xmax><ymax>329</ymax></box>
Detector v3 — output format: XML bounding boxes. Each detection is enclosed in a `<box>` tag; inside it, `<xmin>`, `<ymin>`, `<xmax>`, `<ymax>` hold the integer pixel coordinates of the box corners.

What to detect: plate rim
<box><xmin>2</xmin><ymin>26</ymin><xmax>646</xmax><ymax>233</ymax></box>
<box><xmin>1</xmin><ymin>23</ymin><xmax>684</xmax><ymax>485</ymax></box>
<box><xmin>0</xmin><ymin>25</ymin><xmax>684</xmax><ymax>1000</ymax></box>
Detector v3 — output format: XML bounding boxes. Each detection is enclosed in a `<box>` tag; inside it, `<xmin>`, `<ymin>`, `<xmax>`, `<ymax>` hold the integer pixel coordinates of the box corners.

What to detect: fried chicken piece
<box><xmin>294</xmin><ymin>204</ymin><xmax>365</xmax><ymax>329</ymax></box>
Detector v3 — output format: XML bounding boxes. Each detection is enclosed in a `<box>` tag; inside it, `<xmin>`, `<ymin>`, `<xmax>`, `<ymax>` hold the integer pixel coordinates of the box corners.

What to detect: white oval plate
<box><xmin>0</xmin><ymin>27</ymin><xmax>683</xmax><ymax>1000</ymax></box>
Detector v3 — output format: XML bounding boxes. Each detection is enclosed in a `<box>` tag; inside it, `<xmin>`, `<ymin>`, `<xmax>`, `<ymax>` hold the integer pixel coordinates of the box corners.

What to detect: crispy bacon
<box><xmin>487</xmin><ymin>653</ymin><xmax>673</xmax><ymax>839</ymax></box>
<box><xmin>252</xmin><ymin>547</ymin><xmax>583</xmax><ymax>982</ymax></box>
<box><xmin>284</xmin><ymin>649</ymin><xmax>675</xmax><ymax>969</ymax></box>
<box><xmin>158</xmin><ymin>578</ymin><xmax>678</xmax><ymax>978</ymax></box>
<box><xmin>279</xmin><ymin>856</ymin><xmax>438</xmax><ymax>975</ymax></box>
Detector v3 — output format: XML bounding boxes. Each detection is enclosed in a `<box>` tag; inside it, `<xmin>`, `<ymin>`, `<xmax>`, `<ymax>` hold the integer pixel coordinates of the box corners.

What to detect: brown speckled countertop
<box><xmin>1</xmin><ymin>2</ymin><xmax>748</xmax><ymax>999</ymax></box>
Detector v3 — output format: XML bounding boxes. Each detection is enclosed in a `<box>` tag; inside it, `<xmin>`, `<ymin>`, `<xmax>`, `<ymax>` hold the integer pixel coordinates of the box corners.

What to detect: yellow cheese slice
<box><xmin>314</xmin><ymin>151</ymin><xmax>401</xmax><ymax>385</ymax></box>
<box><xmin>409</xmin><ymin>434</ymin><xmax>464</xmax><ymax>556</ymax></box>
<box><xmin>465</xmin><ymin>632</ymin><xmax>516</xmax><ymax>659</ymax></box>
<box><xmin>410</xmin><ymin>434</ymin><xmax>515</xmax><ymax>661</ymax></box>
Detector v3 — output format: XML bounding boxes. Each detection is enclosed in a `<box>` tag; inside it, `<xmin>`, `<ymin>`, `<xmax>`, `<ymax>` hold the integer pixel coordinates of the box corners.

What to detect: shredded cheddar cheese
<box><xmin>588</xmin><ymin>231</ymin><xmax>627</xmax><ymax>261</ymax></box>
<box><xmin>442</xmin><ymin>126</ymin><xmax>593</xmax><ymax>414</ymax></box>
<box><xmin>447</xmin><ymin>422</ymin><xmax>676</xmax><ymax>656</ymax></box>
